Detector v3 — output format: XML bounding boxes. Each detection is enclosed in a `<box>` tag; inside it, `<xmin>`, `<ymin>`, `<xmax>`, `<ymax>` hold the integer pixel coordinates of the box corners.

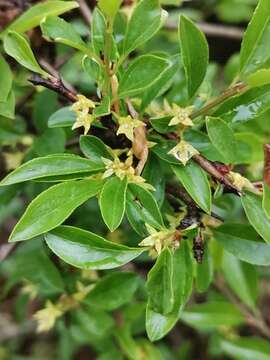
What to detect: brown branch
<box><xmin>193</xmin><ymin>154</ymin><xmax>240</xmax><ymax>195</ymax></box>
<box><xmin>165</xmin><ymin>20</ymin><xmax>244</xmax><ymax>41</ymax></box>
<box><xmin>215</xmin><ymin>276</ymin><xmax>270</xmax><ymax>340</ymax></box>
<box><xmin>78</xmin><ymin>0</ymin><xmax>92</xmax><ymax>25</ymax></box>
<box><xmin>190</xmin><ymin>83</ymin><xmax>248</xmax><ymax>120</ymax></box>
<box><xmin>29</xmin><ymin>75</ymin><xmax>78</xmax><ymax>103</ymax></box>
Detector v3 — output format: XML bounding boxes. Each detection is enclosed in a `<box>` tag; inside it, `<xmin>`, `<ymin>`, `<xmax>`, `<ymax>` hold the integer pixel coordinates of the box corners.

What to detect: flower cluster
<box><xmin>71</xmin><ymin>94</ymin><xmax>96</xmax><ymax>135</ymax></box>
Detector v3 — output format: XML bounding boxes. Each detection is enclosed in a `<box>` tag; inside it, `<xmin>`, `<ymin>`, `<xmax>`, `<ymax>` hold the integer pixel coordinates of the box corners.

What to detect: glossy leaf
<box><xmin>181</xmin><ymin>302</ymin><xmax>244</xmax><ymax>329</ymax></box>
<box><xmin>152</xmin><ymin>141</ymin><xmax>182</xmax><ymax>165</ymax></box>
<box><xmin>0</xmin><ymin>54</ymin><xmax>12</xmax><ymax>102</ymax></box>
<box><xmin>213</xmin><ymin>223</ymin><xmax>270</xmax><ymax>266</ymax></box>
<box><xmin>118</xmin><ymin>55</ymin><xmax>171</xmax><ymax>98</ymax></box>
<box><xmin>4</xmin><ymin>31</ymin><xmax>48</xmax><ymax>76</ymax></box>
<box><xmin>247</xmin><ymin>68</ymin><xmax>270</xmax><ymax>87</ymax></box>
<box><xmin>126</xmin><ymin>183</ymin><xmax>164</xmax><ymax>236</ymax></box>
<box><xmin>179</xmin><ymin>15</ymin><xmax>209</xmax><ymax>98</ymax></box>
<box><xmin>123</xmin><ymin>0</ymin><xmax>167</xmax><ymax>55</ymax></box>
<box><xmin>9</xmin><ymin>179</ymin><xmax>103</xmax><ymax>242</ymax></box>
<box><xmin>48</xmin><ymin>106</ymin><xmax>76</xmax><ymax>128</ymax></box>
<box><xmin>99</xmin><ymin>176</ymin><xmax>127</xmax><ymax>231</ymax></box>
<box><xmin>146</xmin><ymin>242</ymin><xmax>193</xmax><ymax>341</ymax></box>
<box><xmin>222</xmin><ymin>251</ymin><xmax>258</xmax><ymax>309</ymax></box>
<box><xmin>220</xmin><ymin>337</ymin><xmax>270</xmax><ymax>360</ymax></box>
<box><xmin>147</xmin><ymin>248</ymin><xmax>174</xmax><ymax>315</ymax></box>
<box><xmin>140</xmin><ymin>57</ymin><xmax>179</xmax><ymax>112</ymax></box>
<box><xmin>45</xmin><ymin>226</ymin><xmax>145</xmax><ymax>269</ymax></box>
<box><xmin>241</xmin><ymin>192</ymin><xmax>270</xmax><ymax>244</ymax></box>
<box><xmin>80</xmin><ymin>135</ymin><xmax>112</xmax><ymax>165</ymax></box>
<box><xmin>214</xmin><ymin>85</ymin><xmax>270</xmax><ymax>126</ymax></box>
<box><xmin>240</xmin><ymin>0</ymin><xmax>270</xmax><ymax>76</ymax></box>
<box><xmin>0</xmin><ymin>154</ymin><xmax>104</xmax><ymax>186</ymax></box>
<box><xmin>41</xmin><ymin>16</ymin><xmax>91</xmax><ymax>55</ymax></box>
<box><xmin>172</xmin><ymin>162</ymin><xmax>212</xmax><ymax>214</ymax></box>
<box><xmin>85</xmin><ymin>272</ymin><xmax>139</xmax><ymax>310</ymax></box>
<box><xmin>206</xmin><ymin>116</ymin><xmax>236</xmax><ymax>163</ymax></box>
<box><xmin>1</xmin><ymin>1</ymin><xmax>78</xmax><ymax>35</ymax></box>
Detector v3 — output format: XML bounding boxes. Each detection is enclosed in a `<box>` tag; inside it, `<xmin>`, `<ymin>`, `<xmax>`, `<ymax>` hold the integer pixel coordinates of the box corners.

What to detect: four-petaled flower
<box><xmin>163</xmin><ymin>101</ymin><xmax>194</xmax><ymax>127</ymax></box>
<box><xmin>116</xmin><ymin>115</ymin><xmax>145</xmax><ymax>142</ymax></box>
<box><xmin>168</xmin><ymin>140</ymin><xmax>199</xmax><ymax>166</ymax></box>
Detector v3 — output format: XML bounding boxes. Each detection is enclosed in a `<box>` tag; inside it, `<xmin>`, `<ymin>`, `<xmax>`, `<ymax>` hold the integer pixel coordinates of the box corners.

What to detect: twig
<box><xmin>193</xmin><ymin>154</ymin><xmax>240</xmax><ymax>195</ymax></box>
<box><xmin>127</xmin><ymin>99</ymin><xmax>149</xmax><ymax>175</ymax></box>
<box><xmin>29</xmin><ymin>75</ymin><xmax>78</xmax><ymax>102</ymax></box>
<box><xmin>165</xmin><ymin>20</ymin><xmax>244</xmax><ymax>41</ymax></box>
<box><xmin>215</xmin><ymin>276</ymin><xmax>270</xmax><ymax>340</ymax></box>
<box><xmin>190</xmin><ymin>83</ymin><xmax>248</xmax><ymax>120</ymax></box>
<box><xmin>78</xmin><ymin>0</ymin><xmax>92</xmax><ymax>25</ymax></box>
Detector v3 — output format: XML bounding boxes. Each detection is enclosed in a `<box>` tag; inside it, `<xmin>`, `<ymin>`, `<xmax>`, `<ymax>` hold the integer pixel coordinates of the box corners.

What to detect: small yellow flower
<box><xmin>163</xmin><ymin>100</ymin><xmax>194</xmax><ymax>127</ymax></box>
<box><xmin>169</xmin><ymin>104</ymin><xmax>194</xmax><ymax>127</ymax></box>
<box><xmin>139</xmin><ymin>224</ymin><xmax>175</xmax><ymax>257</ymax></box>
<box><xmin>34</xmin><ymin>301</ymin><xmax>63</xmax><ymax>333</ymax></box>
<box><xmin>21</xmin><ymin>280</ymin><xmax>38</xmax><ymax>300</ymax></box>
<box><xmin>228</xmin><ymin>171</ymin><xmax>254</xmax><ymax>192</ymax></box>
<box><xmin>71</xmin><ymin>95</ymin><xmax>96</xmax><ymax>135</ymax></box>
<box><xmin>116</xmin><ymin>115</ymin><xmax>145</xmax><ymax>142</ymax></box>
<box><xmin>102</xmin><ymin>154</ymin><xmax>154</xmax><ymax>190</ymax></box>
<box><xmin>168</xmin><ymin>140</ymin><xmax>199</xmax><ymax>165</ymax></box>
<box><xmin>72</xmin><ymin>281</ymin><xmax>92</xmax><ymax>303</ymax></box>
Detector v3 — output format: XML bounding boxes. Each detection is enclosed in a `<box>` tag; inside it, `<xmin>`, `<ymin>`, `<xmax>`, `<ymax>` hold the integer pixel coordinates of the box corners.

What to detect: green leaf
<box><xmin>241</xmin><ymin>192</ymin><xmax>270</xmax><ymax>244</ymax></box>
<box><xmin>118</xmin><ymin>55</ymin><xmax>171</xmax><ymax>98</ymax></box>
<box><xmin>33</xmin><ymin>128</ymin><xmax>66</xmax><ymax>156</ymax></box>
<box><xmin>41</xmin><ymin>16</ymin><xmax>91</xmax><ymax>55</ymax></box>
<box><xmin>195</xmin><ymin>244</ymin><xmax>213</xmax><ymax>293</ymax></box>
<box><xmin>140</xmin><ymin>57</ymin><xmax>179</xmax><ymax>112</ymax></box>
<box><xmin>214</xmin><ymin>85</ymin><xmax>270</xmax><ymax>125</ymax></box>
<box><xmin>84</xmin><ymin>272</ymin><xmax>139</xmax><ymax>310</ymax></box>
<box><xmin>0</xmin><ymin>54</ymin><xmax>12</xmax><ymax>102</ymax></box>
<box><xmin>9</xmin><ymin>179</ymin><xmax>103</xmax><ymax>242</ymax></box>
<box><xmin>93</xmin><ymin>96</ymin><xmax>111</xmax><ymax>117</ymax></box>
<box><xmin>80</xmin><ymin>135</ymin><xmax>112</xmax><ymax>165</ymax></box>
<box><xmin>3</xmin><ymin>240</ymin><xmax>64</xmax><ymax>296</ymax></box>
<box><xmin>172</xmin><ymin>161</ymin><xmax>212</xmax><ymax>214</ymax></box>
<box><xmin>147</xmin><ymin>248</ymin><xmax>174</xmax><ymax>315</ymax></box>
<box><xmin>142</xmin><ymin>154</ymin><xmax>165</xmax><ymax>206</ymax></box>
<box><xmin>4</xmin><ymin>31</ymin><xmax>48</xmax><ymax>76</ymax></box>
<box><xmin>146</xmin><ymin>241</ymin><xmax>193</xmax><ymax>341</ymax></box>
<box><xmin>220</xmin><ymin>337</ymin><xmax>270</xmax><ymax>360</ymax></box>
<box><xmin>126</xmin><ymin>183</ymin><xmax>164</xmax><ymax>236</ymax></box>
<box><xmin>247</xmin><ymin>68</ymin><xmax>270</xmax><ymax>87</ymax></box>
<box><xmin>99</xmin><ymin>176</ymin><xmax>127</xmax><ymax>231</ymax></box>
<box><xmin>48</xmin><ymin>106</ymin><xmax>76</xmax><ymax>128</ymax></box>
<box><xmin>45</xmin><ymin>225</ymin><xmax>145</xmax><ymax>269</ymax></box>
<box><xmin>0</xmin><ymin>90</ymin><xmax>15</xmax><ymax>119</ymax></box>
<box><xmin>183</xmin><ymin>128</ymin><xmax>224</xmax><ymax>162</ymax></box>
<box><xmin>263</xmin><ymin>184</ymin><xmax>270</xmax><ymax>218</ymax></box>
<box><xmin>123</xmin><ymin>0</ymin><xmax>167</xmax><ymax>56</ymax></box>
<box><xmin>98</xmin><ymin>0</ymin><xmax>123</xmax><ymax>18</ymax></box>
<box><xmin>179</xmin><ymin>15</ymin><xmax>209</xmax><ymax>98</ymax></box>
<box><xmin>222</xmin><ymin>251</ymin><xmax>258</xmax><ymax>309</ymax></box>
<box><xmin>213</xmin><ymin>223</ymin><xmax>270</xmax><ymax>266</ymax></box>
<box><xmin>206</xmin><ymin>116</ymin><xmax>236</xmax><ymax>163</ymax></box>
<box><xmin>0</xmin><ymin>154</ymin><xmax>104</xmax><ymax>186</ymax></box>
<box><xmin>181</xmin><ymin>302</ymin><xmax>244</xmax><ymax>329</ymax></box>
<box><xmin>91</xmin><ymin>8</ymin><xmax>117</xmax><ymax>60</ymax></box>
<box><xmin>1</xmin><ymin>1</ymin><xmax>79</xmax><ymax>35</ymax></box>
<box><xmin>240</xmin><ymin>0</ymin><xmax>270</xmax><ymax>76</ymax></box>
